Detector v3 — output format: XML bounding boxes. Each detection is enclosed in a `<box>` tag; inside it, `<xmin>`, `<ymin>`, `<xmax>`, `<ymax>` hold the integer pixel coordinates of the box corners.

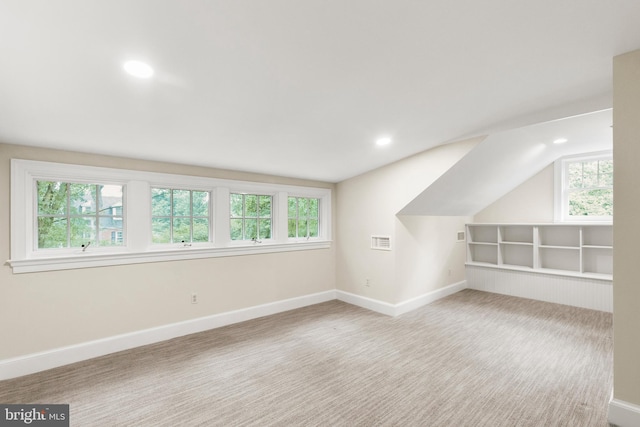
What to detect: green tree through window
<box><xmin>151</xmin><ymin>188</ymin><xmax>210</xmax><ymax>244</ymax></box>
<box><xmin>36</xmin><ymin>181</ymin><xmax>124</xmax><ymax>249</ymax></box>
<box><xmin>230</xmin><ymin>193</ymin><xmax>272</xmax><ymax>240</ymax></box>
<box><xmin>288</xmin><ymin>197</ymin><xmax>319</xmax><ymax>238</ymax></box>
<box><xmin>567</xmin><ymin>158</ymin><xmax>613</xmax><ymax>218</ymax></box>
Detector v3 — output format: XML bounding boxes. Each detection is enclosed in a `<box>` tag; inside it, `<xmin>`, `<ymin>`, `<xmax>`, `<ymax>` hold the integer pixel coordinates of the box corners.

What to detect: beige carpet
<box><xmin>0</xmin><ymin>290</ymin><xmax>613</xmax><ymax>426</ymax></box>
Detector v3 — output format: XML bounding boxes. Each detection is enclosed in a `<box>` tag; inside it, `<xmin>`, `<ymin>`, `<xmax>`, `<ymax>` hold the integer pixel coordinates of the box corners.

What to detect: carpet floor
<box><xmin>0</xmin><ymin>289</ymin><xmax>614</xmax><ymax>426</ymax></box>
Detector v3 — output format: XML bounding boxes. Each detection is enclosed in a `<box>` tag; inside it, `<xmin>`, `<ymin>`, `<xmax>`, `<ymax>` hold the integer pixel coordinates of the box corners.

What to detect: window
<box><xmin>111</xmin><ymin>231</ymin><xmax>123</xmax><ymax>244</ymax></box>
<box><xmin>230</xmin><ymin>193</ymin><xmax>272</xmax><ymax>241</ymax></box>
<box><xmin>10</xmin><ymin>159</ymin><xmax>331</xmax><ymax>273</ymax></box>
<box><xmin>151</xmin><ymin>188</ymin><xmax>210</xmax><ymax>244</ymax></box>
<box><xmin>36</xmin><ymin>181</ymin><xmax>124</xmax><ymax>249</ymax></box>
<box><xmin>555</xmin><ymin>152</ymin><xmax>613</xmax><ymax>222</ymax></box>
<box><xmin>288</xmin><ymin>197</ymin><xmax>319</xmax><ymax>239</ymax></box>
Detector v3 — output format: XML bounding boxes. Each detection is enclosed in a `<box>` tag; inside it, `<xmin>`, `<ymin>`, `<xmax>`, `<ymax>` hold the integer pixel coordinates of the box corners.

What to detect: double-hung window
<box><xmin>555</xmin><ymin>152</ymin><xmax>613</xmax><ymax>222</ymax></box>
<box><xmin>151</xmin><ymin>188</ymin><xmax>210</xmax><ymax>244</ymax></box>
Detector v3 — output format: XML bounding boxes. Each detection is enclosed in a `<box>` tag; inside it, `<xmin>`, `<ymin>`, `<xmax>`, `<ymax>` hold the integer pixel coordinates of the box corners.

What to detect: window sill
<box><xmin>556</xmin><ymin>218</ymin><xmax>613</xmax><ymax>224</ymax></box>
<box><xmin>6</xmin><ymin>241</ymin><xmax>332</xmax><ymax>274</ymax></box>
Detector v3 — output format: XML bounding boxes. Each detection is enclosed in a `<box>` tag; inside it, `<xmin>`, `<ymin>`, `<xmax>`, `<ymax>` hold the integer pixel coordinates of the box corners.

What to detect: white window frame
<box><xmin>554</xmin><ymin>150</ymin><xmax>613</xmax><ymax>223</ymax></box>
<box><xmin>229</xmin><ymin>192</ymin><xmax>275</xmax><ymax>243</ymax></box>
<box><xmin>33</xmin><ymin>180</ymin><xmax>127</xmax><ymax>252</ymax></box>
<box><xmin>9</xmin><ymin>159</ymin><xmax>332</xmax><ymax>273</ymax></box>
<box><xmin>286</xmin><ymin>195</ymin><xmax>323</xmax><ymax>242</ymax></box>
<box><xmin>149</xmin><ymin>187</ymin><xmax>213</xmax><ymax>248</ymax></box>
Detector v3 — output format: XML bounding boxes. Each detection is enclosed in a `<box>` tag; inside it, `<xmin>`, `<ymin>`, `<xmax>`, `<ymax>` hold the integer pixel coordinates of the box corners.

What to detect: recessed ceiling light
<box><xmin>553</xmin><ymin>138</ymin><xmax>568</xmax><ymax>144</ymax></box>
<box><xmin>376</xmin><ymin>137</ymin><xmax>392</xmax><ymax>146</ymax></box>
<box><xmin>123</xmin><ymin>60</ymin><xmax>154</xmax><ymax>79</ymax></box>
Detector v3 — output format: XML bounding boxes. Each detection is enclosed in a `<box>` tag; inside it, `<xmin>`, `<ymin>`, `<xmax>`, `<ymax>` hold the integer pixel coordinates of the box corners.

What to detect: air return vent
<box><xmin>371</xmin><ymin>235</ymin><xmax>391</xmax><ymax>251</ymax></box>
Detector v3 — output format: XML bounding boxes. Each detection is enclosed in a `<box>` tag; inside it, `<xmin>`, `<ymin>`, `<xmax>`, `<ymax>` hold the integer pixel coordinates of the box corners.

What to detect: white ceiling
<box><xmin>399</xmin><ymin>109</ymin><xmax>612</xmax><ymax>216</ymax></box>
<box><xmin>1</xmin><ymin>1</ymin><xmax>639</xmax><ymax>183</ymax></box>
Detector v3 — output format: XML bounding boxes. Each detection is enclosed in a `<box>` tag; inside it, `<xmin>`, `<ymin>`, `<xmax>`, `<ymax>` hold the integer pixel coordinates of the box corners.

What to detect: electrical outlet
<box><xmin>448</xmin><ymin>269</ymin><xmax>452</xmax><ymax>276</ymax></box>
<box><xmin>191</xmin><ymin>293</ymin><xmax>198</xmax><ymax>304</ymax></box>
<box><xmin>365</xmin><ymin>278</ymin><xmax>371</xmax><ymax>287</ymax></box>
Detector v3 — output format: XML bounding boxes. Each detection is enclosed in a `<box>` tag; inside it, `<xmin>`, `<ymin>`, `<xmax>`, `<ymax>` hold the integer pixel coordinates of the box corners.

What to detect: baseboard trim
<box><xmin>335</xmin><ymin>290</ymin><xmax>397</xmax><ymax>316</ymax></box>
<box><xmin>0</xmin><ymin>283</ymin><xmax>467</xmax><ymax>381</ymax></box>
<box><xmin>0</xmin><ymin>290</ymin><xmax>336</xmax><ymax>381</ymax></box>
<box><xmin>609</xmin><ymin>398</ymin><xmax>640</xmax><ymax>426</ymax></box>
<box><xmin>336</xmin><ymin>280</ymin><xmax>467</xmax><ymax>317</ymax></box>
<box><xmin>395</xmin><ymin>280</ymin><xmax>467</xmax><ymax>316</ymax></box>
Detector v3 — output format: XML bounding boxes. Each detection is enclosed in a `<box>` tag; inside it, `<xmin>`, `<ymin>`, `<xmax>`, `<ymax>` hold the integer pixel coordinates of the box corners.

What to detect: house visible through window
<box><xmin>13</xmin><ymin>160</ymin><xmax>331</xmax><ymax>273</ymax></box>
<box><xmin>288</xmin><ymin>197</ymin><xmax>319</xmax><ymax>239</ymax></box>
<box><xmin>151</xmin><ymin>188</ymin><xmax>210</xmax><ymax>244</ymax></box>
<box><xmin>36</xmin><ymin>181</ymin><xmax>124</xmax><ymax>249</ymax></box>
<box><xmin>230</xmin><ymin>193</ymin><xmax>272</xmax><ymax>241</ymax></box>
<box><xmin>557</xmin><ymin>152</ymin><xmax>613</xmax><ymax>222</ymax></box>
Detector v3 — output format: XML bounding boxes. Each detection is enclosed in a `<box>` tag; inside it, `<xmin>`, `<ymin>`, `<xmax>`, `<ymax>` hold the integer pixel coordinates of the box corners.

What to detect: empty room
<box><xmin>1</xmin><ymin>1</ymin><xmax>640</xmax><ymax>426</ymax></box>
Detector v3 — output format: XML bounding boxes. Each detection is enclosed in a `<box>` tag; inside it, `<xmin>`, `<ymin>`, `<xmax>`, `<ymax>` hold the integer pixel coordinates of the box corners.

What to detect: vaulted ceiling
<box><xmin>400</xmin><ymin>109</ymin><xmax>612</xmax><ymax>216</ymax></box>
<box><xmin>1</xmin><ymin>1</ymin><xmax>639</xmax><ymax>182</ymax></box>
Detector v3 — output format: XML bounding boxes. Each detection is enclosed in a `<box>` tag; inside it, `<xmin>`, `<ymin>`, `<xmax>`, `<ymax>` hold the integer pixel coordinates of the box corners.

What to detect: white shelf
<box><xmin>466</xmin><ymin>223</ymin><xmax>613</xmax><ymax>280</ymax></box>
<box><xmin>539</xmin><ymin>245</ymin><xmax>580</xmax><ymax>250</ymax></box>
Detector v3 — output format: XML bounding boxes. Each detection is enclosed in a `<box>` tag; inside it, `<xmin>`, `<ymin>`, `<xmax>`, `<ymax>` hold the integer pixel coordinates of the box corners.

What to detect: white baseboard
<box><xmin>0</xmin><ymin>290</ymin><xmax>336</xmax><ymax>381</ymax></box>
<box><xmin>609</xmin><ymin>398</ymin><xmax>640</xmax><ymax>426</ymax></box>
<box><xmin>395</xmin><ymin>280</ymin><xmax>467</xmax><ymax>316</ymax></box>
<box><xmin>336</xmin><ymin>280</ymin><xmax>467</xmax><ymax>317</ymax></box>
<box><xmin>0</xmin><ymin>283</ymin><xmax>466</xmax><ymax>381</ymax></box>
<box><xmin>335</xmin><ymin>290</ymin><xmax>397</xmax><ymax>316</ymax></box>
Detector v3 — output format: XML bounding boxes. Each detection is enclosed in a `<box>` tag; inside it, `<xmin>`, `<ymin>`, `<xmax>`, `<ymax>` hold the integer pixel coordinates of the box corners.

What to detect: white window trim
<box><xmin>228</xmin><ymin>191</ymin><xmax>276</xmax><ymax>244</ymax></box>
<box><xmin>286</xmin><ymin>195</ymin><xmax>325</xmax><ymax>243</ymax></box>
<box><xmin>554</xmin><ymin>150</ymin><xmax>613</xmax><ymax>223</ymax></box>
<box><xmin>149</xmin><ymin>186</ymin><xmax>214</xmax><ymax>247</ymax></box>
<box><xmin>9</xmin><ymin>159</ymin><xmax>332</xmax><ymax>273</ymax></box>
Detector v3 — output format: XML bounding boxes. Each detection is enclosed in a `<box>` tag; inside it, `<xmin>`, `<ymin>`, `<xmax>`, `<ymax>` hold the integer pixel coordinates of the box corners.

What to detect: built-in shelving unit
<box><xmin>466</xmin><ymin>223</ymin><xmax>612</xmax><ymax>280</ymax></box>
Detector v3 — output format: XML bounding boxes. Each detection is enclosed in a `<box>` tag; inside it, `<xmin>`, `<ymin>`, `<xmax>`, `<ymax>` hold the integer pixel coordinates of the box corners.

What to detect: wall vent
<box><xmin>371</xmin><ymin>235</ymin><xmax>391</xmax><ymax>251</ymax></box>
<box><xmin>457</xmin><ymin>231</ymin><xmax>466</xmax><ymax>242</ymax></box>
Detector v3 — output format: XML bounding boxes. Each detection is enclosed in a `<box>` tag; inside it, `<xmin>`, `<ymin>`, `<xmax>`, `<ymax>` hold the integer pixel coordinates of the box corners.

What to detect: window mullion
<box><xmin>189</xmin><ymin>190</ymin><xmax>194</xmax><ymax>243</ymax></box>
<box><xmin>214</xmin><ymin>187</ymin><xmax>230</xmax><ymax>247</ymax></box>
<box><xmin>305</xmin><ymin>198</ymin><xmax>309</xmax><ymax>238</ymax></box>
<box><xmin>241</xmin><ymin>195</ymin><xmax>246</xmax><ymax>240</ymax></box>
<box><xmin>66</xmin><ymin>183</ymin><xmax>71</xmax><ymax>248</ymax></box>
<box><xmin>276</xmin><ymin>191</ymin><xmax>288</xmax><ymax>244</ymax></box>
<box><xmin>169</xmin><ymin>190</ymin><xmax>174</xmax><ymax>244</ymax></box>
<box><xmin>95</xmin><ymin>184</ymin><xmax>100</xmax><ymax>247</ymax></box>
<box><xmin>128</xmin><ymin>181</ymin><xmax>149</xmax><ymax>251</ymax></box>
<box><xmin>296</xmin><ymin>198</ymin><xmax>300</xmax><ymax>238</ymax></box>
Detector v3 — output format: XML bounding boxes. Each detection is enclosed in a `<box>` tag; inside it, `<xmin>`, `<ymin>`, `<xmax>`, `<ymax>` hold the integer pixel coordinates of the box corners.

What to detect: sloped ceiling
<box><xmin>0</xmin><ymin>2</ymin><xmax>638</xmax><ymax>182</ymax></box>
<box><xmin>398</xmin><ymin>109</ymin><xmax>613</xmax><ymax>216</ymax></box>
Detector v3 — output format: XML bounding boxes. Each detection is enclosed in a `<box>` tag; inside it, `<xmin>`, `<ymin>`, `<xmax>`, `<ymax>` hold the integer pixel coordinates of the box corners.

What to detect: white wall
<box><xmin>394</xmin><ymin>215</ymin><xmax>470</xmax><ymax>303</ymax></box>
<box><xmin>336</xmin><ymin>138</ymin><xmax>480</xmax><ymax>304</ymax></box>
<box><xmin>473</xmin><ymin>163</ymin><xmax>554</xmax><ymax>223</ymax></box>
<box><xmin>0</xmin><ymin>143</ymin><xmax>336</xmax><ymax>360</ymax></box>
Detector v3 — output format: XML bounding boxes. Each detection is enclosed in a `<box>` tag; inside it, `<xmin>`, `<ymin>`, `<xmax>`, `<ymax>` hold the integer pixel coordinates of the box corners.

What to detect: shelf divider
<box><xmin>466</xmin><ymin>223</ymin><xmax>612</xmax><ymax>280</ymax></box>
